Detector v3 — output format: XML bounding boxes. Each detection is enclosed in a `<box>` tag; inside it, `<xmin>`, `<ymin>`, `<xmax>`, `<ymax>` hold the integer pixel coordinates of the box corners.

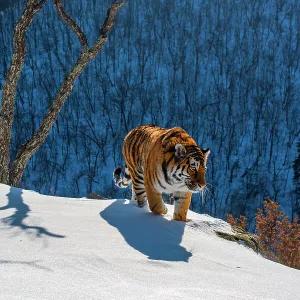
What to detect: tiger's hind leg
<box><xmin>145</xmin><ymin>183</ymin><xmax>168</xmax><ymax>215</ymax></box>
<box><xmin>131</xmin><ymin>171</ymin><xmax>148</xmax><ymax>208</ymax></box>
<box><xmin>173</xmin><ymin>192</ymin><xmax>192</xmax><ymax>222</ymax></box>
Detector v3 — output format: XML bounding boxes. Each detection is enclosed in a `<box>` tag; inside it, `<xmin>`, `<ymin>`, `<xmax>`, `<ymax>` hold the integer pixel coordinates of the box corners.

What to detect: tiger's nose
<box><xmin>198</xmin><ymin>183</ymin><xmax>206</xmax><ymax>190</ymax></box>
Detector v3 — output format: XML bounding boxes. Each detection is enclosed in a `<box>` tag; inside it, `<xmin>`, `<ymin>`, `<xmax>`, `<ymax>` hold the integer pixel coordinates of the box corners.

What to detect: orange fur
<box><xmin>117</xmin><ymin>125</ymin><xmax>210</xmax><ymax>221</ymax></box>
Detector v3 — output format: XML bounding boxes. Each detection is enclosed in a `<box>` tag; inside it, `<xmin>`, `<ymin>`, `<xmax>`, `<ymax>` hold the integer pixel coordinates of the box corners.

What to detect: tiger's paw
<box><xmin>173</xmin><ymin>213</ymin><xmax>189</xmax><ymax>222</ymax></box>
<box><xmin>162</xmin><ymin>205</ymin><xmax>168</xmax><ymax>215</ymax></box>
<box><xmin>158</xmin><ymin>205</ymin><xmax>168</xmax><ymax>215</ymax></box>
<box><xmin>150</xmin><ymin>204</ymin><xmax>168</xmax><ymax>215</ymax></box>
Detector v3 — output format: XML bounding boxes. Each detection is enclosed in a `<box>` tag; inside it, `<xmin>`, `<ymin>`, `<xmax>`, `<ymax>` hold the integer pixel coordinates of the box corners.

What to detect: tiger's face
<box><xmin>171</xmin><ymin>144</ymin><xmax>210</xmax><ymax>193</ymax></box>
<box><xmin>184</xmin><ymin>157</ymin><xmax>208</xmax><ymax>191</ymax></box>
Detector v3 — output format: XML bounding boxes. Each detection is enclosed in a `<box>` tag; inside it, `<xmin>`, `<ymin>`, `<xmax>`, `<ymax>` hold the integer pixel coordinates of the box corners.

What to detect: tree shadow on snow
<box><xmin>100</xmin><ymin>200</ymin><xmax>192</xmax><ymax>262</ymax></box>
<box><xmin>0</xmin><ymin>259</ymin><xmax>52</xmax><ymax>272</ymax></box>
<box><xmin>0</xmin><ymin>187</ymin><xmax>65</xmax><ymax>238</ymax></box>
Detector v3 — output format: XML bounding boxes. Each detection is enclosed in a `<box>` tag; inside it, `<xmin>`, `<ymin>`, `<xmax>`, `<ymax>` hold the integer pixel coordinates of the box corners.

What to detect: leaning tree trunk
<box><xmin>0</xmin><ymin>0</ymin><xmax>127</xmax><ymax>187</ymax></box>
<box><xmin>0</xmin><ymin>0</ymin><xmax>46</xmax><ymax>184</ymax></box>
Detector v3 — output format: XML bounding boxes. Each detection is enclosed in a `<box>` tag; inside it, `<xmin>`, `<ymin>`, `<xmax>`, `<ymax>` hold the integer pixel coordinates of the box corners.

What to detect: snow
<box><xmin>0</xmin><ymin>184</ymin><xmax>299</xmax><ymax>300</ymax></box>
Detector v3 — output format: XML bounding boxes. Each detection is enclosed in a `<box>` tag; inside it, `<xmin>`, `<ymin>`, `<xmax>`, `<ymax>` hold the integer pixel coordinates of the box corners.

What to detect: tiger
<box><xmin>113</xmin><ymin>125</ymin><xmax>210</xmax><ymax>222</ymax></box>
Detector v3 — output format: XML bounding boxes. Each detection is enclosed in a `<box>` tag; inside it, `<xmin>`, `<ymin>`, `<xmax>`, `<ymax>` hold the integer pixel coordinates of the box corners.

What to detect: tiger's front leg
<box><xmin>145</xmin><ymin>181</ymin><xmax>168</xmax><ymax>215</ymax></box>
<box><xmin>173</xmin><ymin>191</ymin><xmax>192</xmax><ymax>222</ymax></box>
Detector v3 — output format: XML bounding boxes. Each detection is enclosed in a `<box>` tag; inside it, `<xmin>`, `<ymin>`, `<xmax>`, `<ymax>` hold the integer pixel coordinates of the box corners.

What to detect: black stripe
<box><xmin>173</xmin><ymin>174</ymin><xmax>181</xmax><ymax>181</ymax></box>
<box><xmin>162</xmin><ymin>161</ymin><xmax>170</xmax><ymax>184</ymax></box>
<box><xmin>175</xmin><ymin>164</ymin><xmax>182</xmax><ymax>172</ymax></box>
<box><xmin>160</xmin><ymin>129</ymin><xmax>173</xmax><ymax>140</ymax></box>
<box><xmin>185</xmin><ymin>145</ymin><xmax>198</xmax><ymax>150</ymax></box>
<box><xmin>188</xmin><ymin>150</ymin><xmax>202</xmax><ymax>157</ymax></box>
<box><xmin>137</xmin><ymin>173</ymin><xmax>144</xmax><ymax>181</ymax></box>
<box><xmin>166</xmin><ymin>153</ymin><xmax>175</xmax><ymax>166</ymax></box>
<box><xmin>136</xmin><ymin>190</ymin><xmax>146</xmax><ymax>196</ymax></box>
<box><xmin>131</xmin><ymin>134</ymin><xmax>140</xmax><ymax>166</ymax></box>
<box><xmin>133</xmin><ymin>186</ymin><xmax>144</xmax><ymax>191</ymax></box>
<box><xmin>133</xmin><ymin>179</ymin><xmax>144</xmax><ymax>185</ymax></box>
<box><xmin>169</xmin><ymin>165</ymin><xmax>175</xmax><ymax>175</ymax></box>
<box><xmin>124</xmin><ymin>173</ymin><xmax>131</xmax><ymax>179</ymax></box>
<box><xmin>138</xmin><ymin>199</ymin><xmax>147</xmax><ymax>208</ymax></box>
<box><xmin>174</xmin><ymin>196</ymin><xmax>185</xmax><ymax>202</ymax></box>
<box><xmin>181</xmin><ymin>174</ymin><xmax>190</xmax><ymax>178</ymax></box>
<box><xmin>186</xmin><ymin>147</ymin><xmax>205</xmax><ymax>163</ymax></box>
<box><xmin>157</xmin><ymin>178</ymin><xmax>166</xmax><ymax>189</ymax></box>
<box><xmin>127</xmin><ymin>135</ymin><xmax>136</xmax><ymax>158</ymax></box>
<box><xmin>164</xmin><ymin>129</ymin><xmax>181</xmax><ymax>141</ymax></box>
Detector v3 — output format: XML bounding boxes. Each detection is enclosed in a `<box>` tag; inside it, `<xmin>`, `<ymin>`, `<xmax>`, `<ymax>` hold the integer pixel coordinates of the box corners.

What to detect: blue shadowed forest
<box><xmin>0</xmin><ymin>0</ymin><xmax>299</xmax><ymax>230</ymax></box>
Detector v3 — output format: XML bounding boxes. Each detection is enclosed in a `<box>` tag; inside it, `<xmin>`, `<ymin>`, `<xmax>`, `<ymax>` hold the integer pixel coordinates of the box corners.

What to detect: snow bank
<box><xmin>0</xmin><ymin>184</ymin><xmax>299</xmax><ymax>300</ymax></box>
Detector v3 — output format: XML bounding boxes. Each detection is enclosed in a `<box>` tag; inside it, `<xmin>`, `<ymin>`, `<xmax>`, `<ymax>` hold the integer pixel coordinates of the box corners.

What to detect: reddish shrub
<box><xmin>226</xmin><ymin>213</ymin><xmax>247</xmax><ymax>230</ymax></box>
<box><xmin>227</xmin><ymin>198</ymin><xmax>300</xmax><ymax>269</ymax></box>
<box><xmin>256</xmin><ymin>198</ymin><xmax>300</xmax><ymax>269</ymax></box>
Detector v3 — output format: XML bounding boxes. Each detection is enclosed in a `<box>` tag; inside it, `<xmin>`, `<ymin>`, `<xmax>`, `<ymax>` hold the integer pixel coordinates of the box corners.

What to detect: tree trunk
<box><xmin>0</xmin><ymin>0</ymin><xmax>127</xmax><ymax>187</ymax></box>
<box><xmin>0</xmin><ymin>0</ymin><xmax>46</xmax><ymax>184</ymax></box>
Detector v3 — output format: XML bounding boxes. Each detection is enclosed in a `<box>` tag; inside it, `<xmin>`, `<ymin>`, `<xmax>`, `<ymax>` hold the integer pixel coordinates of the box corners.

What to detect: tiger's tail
<box><xmin>113</xmin><ymin>166</ymin><xmax>132</xmax><ymax>188</ymax></box>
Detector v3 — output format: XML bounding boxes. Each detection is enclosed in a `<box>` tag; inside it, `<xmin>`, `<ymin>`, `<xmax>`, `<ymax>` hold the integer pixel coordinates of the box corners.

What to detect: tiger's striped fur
<box><xmin>113</xmin><ymin>125</ymin><xmax>210</xmax><ymax>222</ymax></box>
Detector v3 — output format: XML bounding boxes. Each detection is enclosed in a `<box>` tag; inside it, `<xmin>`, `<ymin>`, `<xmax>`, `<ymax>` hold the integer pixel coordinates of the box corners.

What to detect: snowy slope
<box><xmin>0</xmin><ymin>184</ymin><xmax>299</xmax><ymax>300</ymax></box>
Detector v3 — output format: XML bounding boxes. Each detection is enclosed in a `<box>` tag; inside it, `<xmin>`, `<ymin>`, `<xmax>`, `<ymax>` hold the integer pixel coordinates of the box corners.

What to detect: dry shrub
<box><xmin>226</xmin><ymin>213</ymin><xmax>248</xmax><ymax>230</ymax></box>
<box><xmin>226</xmin><ymin>198</ymin><xmax>300</xmax><ymax>269</ymax></box>
<box><xmin>256</xmin><ymin>198</ymin><xmax>300</xmax><ymax>269</ymax></box>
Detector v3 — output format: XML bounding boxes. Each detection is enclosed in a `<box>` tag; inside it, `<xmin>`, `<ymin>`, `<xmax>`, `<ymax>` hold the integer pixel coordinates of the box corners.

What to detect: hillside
<box><xmin>0</xmin><ymin>184</ymin><xmax>299</xmax><ymax>300</ymax></box>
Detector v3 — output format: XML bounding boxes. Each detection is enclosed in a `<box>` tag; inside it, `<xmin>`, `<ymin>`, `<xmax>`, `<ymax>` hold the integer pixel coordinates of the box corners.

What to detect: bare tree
<box><xmin>0</xmin><ymin>0</ymin><xmax>127</xmax><ymax>187</ymax></box>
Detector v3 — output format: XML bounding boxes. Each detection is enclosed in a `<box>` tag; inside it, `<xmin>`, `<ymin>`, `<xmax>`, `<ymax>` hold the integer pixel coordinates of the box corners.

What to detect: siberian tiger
<box><xmin>113</xmin><ymin>125</ymin><xmax>210</xmax><ymax>222</ymax></box>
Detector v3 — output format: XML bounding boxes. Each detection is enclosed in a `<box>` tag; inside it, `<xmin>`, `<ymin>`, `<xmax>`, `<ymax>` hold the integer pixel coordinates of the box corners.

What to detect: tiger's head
<box><xmin>171</xmin><ymin>144</ymin><xmax>210</xmax><ymax>193</ymax></box>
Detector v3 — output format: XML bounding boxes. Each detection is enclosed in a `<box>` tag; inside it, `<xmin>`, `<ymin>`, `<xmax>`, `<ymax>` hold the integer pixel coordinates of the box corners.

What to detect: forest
<box><xmin>0</xmin><ymin>0</ymin><xmax>299</xmax><ymax>230</ymax></box>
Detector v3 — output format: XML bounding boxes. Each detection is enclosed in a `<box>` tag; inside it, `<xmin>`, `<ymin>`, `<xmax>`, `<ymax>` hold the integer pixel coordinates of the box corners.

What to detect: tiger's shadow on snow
<box><xmin>100</xmin><ymin>200</ymin><xmax>192</xmax><ymax>262</ymax></box>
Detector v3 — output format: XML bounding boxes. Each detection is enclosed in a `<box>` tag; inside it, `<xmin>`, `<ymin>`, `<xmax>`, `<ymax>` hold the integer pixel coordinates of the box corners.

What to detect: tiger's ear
<box><xmin>202</xmin><ymin>148</ymin><xmax>210</xmax><ymax>160</ymax></box>
<box><xmin>175</xmin><ymin>144</ymin><xmax>186</xmax><ymax>162</ymax></box>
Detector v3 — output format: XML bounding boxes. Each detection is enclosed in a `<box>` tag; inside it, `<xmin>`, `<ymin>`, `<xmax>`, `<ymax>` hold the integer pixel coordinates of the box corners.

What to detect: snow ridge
<box><xmin>1</xmin><ymin>184</ymin><xmax>299</xmax><ymax>300</ymax></box>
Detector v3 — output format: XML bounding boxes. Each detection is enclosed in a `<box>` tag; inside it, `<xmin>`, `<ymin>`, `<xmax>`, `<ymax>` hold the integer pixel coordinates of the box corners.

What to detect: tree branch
<box><xmin>9</xmin><ymin>0</ymin><xmax>127</xmax><ymax>186</ymax></box>
<box><xmin>90</xmin><ymin>0</ymin><xmax>127</xmax><ymax>56</ymax></box>
<box><xmin>53</xmin><ymin>0</ymin><xmax>89</xmax><ymax>52</ymax></box>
